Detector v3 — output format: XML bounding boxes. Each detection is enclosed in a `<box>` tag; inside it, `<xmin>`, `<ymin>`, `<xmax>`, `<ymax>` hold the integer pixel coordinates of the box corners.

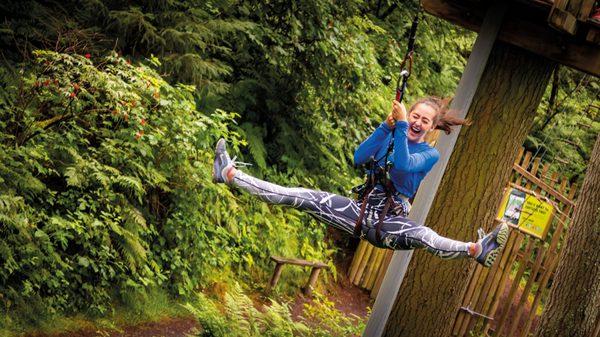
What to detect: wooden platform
<box><xmin>422</xmin><ymin>0</ymin><xmax>600</xmax><ymax>76</ymax></box>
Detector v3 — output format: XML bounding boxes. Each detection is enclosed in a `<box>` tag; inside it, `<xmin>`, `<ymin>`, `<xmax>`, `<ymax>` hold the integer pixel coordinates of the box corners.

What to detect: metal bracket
<box><xmin>460</xmin><ymin>305</ymin><xmax>495</xmax><ymax>321</ymax></box>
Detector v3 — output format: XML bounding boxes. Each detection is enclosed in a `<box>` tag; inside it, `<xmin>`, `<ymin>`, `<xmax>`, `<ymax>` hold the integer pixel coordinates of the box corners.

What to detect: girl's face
<box><xmin>407</xmin><ymin>103</ymin><xmax>437</xmax><ymax>143</ymax></box>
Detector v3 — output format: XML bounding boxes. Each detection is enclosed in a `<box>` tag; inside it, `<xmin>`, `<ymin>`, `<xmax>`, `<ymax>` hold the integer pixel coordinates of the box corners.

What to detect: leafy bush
<box><xmin>0</xmin><ymin>50</ymin><xmax>332</xmax><ymax>321</ymax></box>
<box><xmin>300</xmin><ymin>292</ymin><xmax>368</xmax><ymax>337</ymax></box>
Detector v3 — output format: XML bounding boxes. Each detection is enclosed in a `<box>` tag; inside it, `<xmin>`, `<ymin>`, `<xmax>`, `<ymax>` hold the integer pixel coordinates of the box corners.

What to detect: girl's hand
<box><xmin>392</xmin><ymin>100</ymin><xmax>407</xmax><ymax>122</ymax></box>
<box><xmin>385</xmin><ymin>113</ymin><xmax>396</xmax><ymax>129</ymax></box>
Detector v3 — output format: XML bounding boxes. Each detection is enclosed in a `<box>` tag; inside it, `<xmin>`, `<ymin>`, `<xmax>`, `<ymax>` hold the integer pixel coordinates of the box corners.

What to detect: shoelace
<box><xmin>477</xmin><ymin>228</ymin><xmax>486</xmax><ymax>241</ymax></box>
<box><xmin>231</xmin><ymin>155</ymin><xmax>252</xmax><ymax>168</ymax></box>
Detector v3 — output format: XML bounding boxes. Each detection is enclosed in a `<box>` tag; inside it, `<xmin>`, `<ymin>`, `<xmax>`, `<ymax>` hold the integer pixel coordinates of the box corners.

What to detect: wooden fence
<box><xmin>348</xmin><ymin>148</ymin><xmax>580</xmax><ymax>336</ymax></box>
<box><xmin>453</xmin><ymin>148</ymin><xmax>578</xmax><ymax>337</ymax></box>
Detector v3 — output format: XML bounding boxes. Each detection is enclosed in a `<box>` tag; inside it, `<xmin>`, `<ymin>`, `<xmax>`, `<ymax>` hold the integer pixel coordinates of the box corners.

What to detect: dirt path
<box><xmin>25</xmin><ymin>317</ymin><xmax>199</xmax><ymax>337</ymax></box>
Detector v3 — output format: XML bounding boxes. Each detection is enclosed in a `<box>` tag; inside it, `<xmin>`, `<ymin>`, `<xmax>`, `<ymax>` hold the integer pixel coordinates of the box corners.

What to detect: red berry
<box><xmin>140</xmin><ymin>118</ymin><xmax>146</xmax><ymax>126</ymax></box>
<box><xmin>69</xmin><ymin>92</ymin><xmax>76</xmax><ymax>98</ymax></box>
<box><xmin>72</xmin><ymin>83</ymin><xmax>80</xmax><ymax>91</ymax></box>
<box><xmin>43</xmin><ymin>79</ymin><xmax>50</xmax><ymax>86</ymax></box>
<box><xmin>135</xmin><ymin>130</ymin><xmax>144</xmax><ymax>140</ymax></box>
<box><xmin>85</xmin><ymin>53</ymin><xmax>91</xmax><ymax>59</ymax></box>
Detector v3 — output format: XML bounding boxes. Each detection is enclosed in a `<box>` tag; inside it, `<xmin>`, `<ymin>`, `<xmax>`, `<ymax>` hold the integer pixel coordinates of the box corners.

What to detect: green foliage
<box><xmin>0</xmin><ymin>50</ymin><xmax>332</xmax><ymax>324</ymax></box>
<box><xmin>186</xmin><ymin>285</ymin><xmax>310</xmax><ymax>337</ymax></box>
<box><xmin>300</xmin><ymin>292</ymin><xmax>368</xmax><ymax>337</ymax></box>
<box><xmin>185</xmin><ymin>285</ymin><xmax>367</xmax><ymax>337</ymax></box>
<box><xmin>529</xmin><ymin>67</ymin><xmax>599</xmax><ymax>185</ymax></box>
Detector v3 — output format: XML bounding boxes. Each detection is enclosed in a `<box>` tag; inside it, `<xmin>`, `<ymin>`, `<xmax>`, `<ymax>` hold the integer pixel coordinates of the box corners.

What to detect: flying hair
<box><xmin>408</xmin><ymin>96</ymin><xmax>471</xmax><ymax>134</ymax></box>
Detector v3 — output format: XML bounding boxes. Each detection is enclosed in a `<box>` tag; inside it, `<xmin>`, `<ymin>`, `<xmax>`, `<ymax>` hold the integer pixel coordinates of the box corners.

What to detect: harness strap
<box><xmin>375</xmin><ymin>181</ymin><xmax>396</xmax><ymax>242</ymax></box>
<box><xmin>353</xmin><ymin>185</ymin><xmax>373</xmax><ymax>237</ymax></box>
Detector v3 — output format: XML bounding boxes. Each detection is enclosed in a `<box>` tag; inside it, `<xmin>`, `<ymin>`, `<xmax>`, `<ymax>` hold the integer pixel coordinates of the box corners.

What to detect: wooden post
<box><xmin>267</xmin><ymin>262</ymin><xmax>284</xmax><ymax>293</ymax></box>
<box><xmin>362</xmin><ymin>3</ymin><xmax>507</xmax><ymax>336</ymax></box>
<box><xmin>304</xmin><ymin>267</ymin><xmax>322</xmax><ymax>296</ymax></box>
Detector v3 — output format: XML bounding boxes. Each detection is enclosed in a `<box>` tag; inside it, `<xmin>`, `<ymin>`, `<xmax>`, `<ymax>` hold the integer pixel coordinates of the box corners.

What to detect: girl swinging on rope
<box><xmin>212</xmin><ymin>97</ymin><xmax>509</xmax><ymax>267</ymax></box>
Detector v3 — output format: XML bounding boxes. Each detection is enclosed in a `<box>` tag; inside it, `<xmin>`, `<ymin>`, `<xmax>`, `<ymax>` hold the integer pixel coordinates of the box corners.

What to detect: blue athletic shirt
<box><xmin>354</xmin><ymin>120</ymin><xmax>439</xmax><ymax>198</ymax></box>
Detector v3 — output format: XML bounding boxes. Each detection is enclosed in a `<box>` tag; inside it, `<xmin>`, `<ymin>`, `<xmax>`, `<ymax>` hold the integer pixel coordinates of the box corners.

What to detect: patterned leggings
<box><xmin>232</xmin><ymin>170</ymin><xmax>472</xmax><ymax>259</ymax></box>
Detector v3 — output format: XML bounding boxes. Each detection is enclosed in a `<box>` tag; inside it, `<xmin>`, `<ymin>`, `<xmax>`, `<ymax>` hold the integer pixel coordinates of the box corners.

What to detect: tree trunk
<box><xmin>382</xmin><ymin>42</ymin><xmax>554</xmax><ymax>337</ymax></box>
<box><xmin>533</xmin><ymin>134</ymin><xmax>600</xmax><ymax>337</ymax></box>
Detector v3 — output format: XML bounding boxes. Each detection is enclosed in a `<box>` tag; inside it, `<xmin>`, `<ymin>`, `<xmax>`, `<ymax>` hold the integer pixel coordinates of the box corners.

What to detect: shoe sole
<box><xmin>212</xmin><ymin>139</ymin><xmax>226</xmax><ymax>183</ymax></box>
<box><xmin>483</xmin><ymin>223</ymin><xmax>509</xmax><ymax>267</ymax></box>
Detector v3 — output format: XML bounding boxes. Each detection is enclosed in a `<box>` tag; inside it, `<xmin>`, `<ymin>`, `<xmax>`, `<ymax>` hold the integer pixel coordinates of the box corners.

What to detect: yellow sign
<box><xmin>497</xmin><ymin>188</ymin><xmax>554</xmax><ymax>240</ymax></box>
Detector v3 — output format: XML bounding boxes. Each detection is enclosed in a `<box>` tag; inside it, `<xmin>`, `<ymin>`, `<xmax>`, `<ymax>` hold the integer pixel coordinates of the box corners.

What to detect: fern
<box><xmin>240</xmin><ymin>122</ymin><xmax>267</xmax><ymax>170</ymax></box>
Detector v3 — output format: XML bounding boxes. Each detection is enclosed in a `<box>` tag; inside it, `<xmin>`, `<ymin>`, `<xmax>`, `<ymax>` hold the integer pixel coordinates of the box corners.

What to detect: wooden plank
<box><xmin>515</xmin><ymin>147</ymin><xmax>525</xmax><ymax>165</ymax></box>
<box><xmin>371</xmin><ymin>250</ymin><xmax>393</xmax><ymax>299</ymax></box>
<box><xmin>519</xmin><ymin>151</ymin><xmax>534</xmax><ymax>187</ymax></box>
<box><xmin>523</xmin><ymin>151</ymin><xmax>533</xmax><ymax>169</ymax></box>
<box><xmin>519</xmin><ymin>251</ymin><xmax>560</xmax><ymax>337</ymax></box>
<box><xmin>304</xmin><ymin>267</ymin><xmax>322</xmax><ymax>296</ymax></box>
<box><xmin>360</xmin><ymin>248</ymin><xmax>378</xmax><ymax>288</ymax></box>
<box><xmin>457</xmin><ymin>264</ymin><xmax>489</xmax><ymax>336</ymax></box>
<box><xmin>540</xmin><ymin>163</ymin><xmax>551</xmax><ymax>190</ymax></box>
<box><xmin>349</xmin><ymin>241</ymin><xmax>369</xmax><ymax>280</ymax></box>
<box><xmin>513</xmin><ymin>164</ymin><xmax>575</xmax><ymax>206</ymax></box>
<box><xmin>361</xmin><ymin>248</ymin><xmax>381</xmax><ymax>288</ymax></box>
<box><xmin>577</xmin><ymin>0</ymin><xmax>595</xmax><ymax>20</ymax></box>
<box><xmin>365</xmin><ymin>249</ymin><xmax>386</xmax><ymax>290</ymax></box>
<box><xmin>492</xmin><ymin>238</ymin><xmax>536</xmax><ymax>337</ymax></box>
<box><xmin>525</xmin><ymin>157</ymin><xmax>542</xmax><ymax>189</ymax></box>
<box><xmin>422</xmin><ymin>0</ymin><xmax>600</xmax><ymax>76</ymax></box>
<box><xmin>454</xmin><ymin>264</ymin><xmax>485</xmax><ymax>336</ymax></box>
<box><xmin>586</xmin><ymin>28</ymin><xmax>600</xmax><ymax>44</ymax></box>
<box><xmin>354</xmin><ymin>244</ymin><xmax>374</xmax><ymax>285</ymax></box>
<box><xmin>479</xmin><ymin>231</ymin><xmax>522</xmax><ymax>322</ymax></box>
<box><xmin>483</xmin><ymin>233</ymin><xmax>526</xmax><ymax>335</ymax></box>
<box><xmin>267</xmin><ymin>263</ymin><xmax>285</xmax><ymax>293</ymax></box>
<box><xmin>505</xmin><ymin>245</ymin><xmax>547</xmax><ymax>337</ymax></box>
<box><xmin>551</xmin><ymin>171</ymin><xmax>560</xmax><ymax>190</ymax></box>
<box><xmin>568</xmin><ymin>183</ymin><xmax>578</xmax><ymax>199</ymax></box>
<box><xmin>549</xmin><ymin>7</ymin><xmax>579</xmax><ymax>34</ymax></box>
<box><xmin>270</xmin><ymin>256</ymin><xmax>329</xmax><ymax>268</ymax></box>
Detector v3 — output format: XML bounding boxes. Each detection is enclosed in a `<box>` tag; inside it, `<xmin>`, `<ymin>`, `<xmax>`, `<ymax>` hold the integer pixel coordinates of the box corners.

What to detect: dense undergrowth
<box><xmin>0</xmin><ymin>51</ymin><xmax>334</xmax><ymax>333</ymax></box>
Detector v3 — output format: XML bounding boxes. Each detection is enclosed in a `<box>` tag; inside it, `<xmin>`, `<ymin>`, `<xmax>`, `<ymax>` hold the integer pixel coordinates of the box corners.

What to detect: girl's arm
<box><xmin>354</xmin><ymin>122</ymin><xmax>393</xmax><ymax>166</ymax></box>
<box><xmin>392</xmin><ymin>121</ymin><xmax>440</xmax><ymax>172</ymax></box>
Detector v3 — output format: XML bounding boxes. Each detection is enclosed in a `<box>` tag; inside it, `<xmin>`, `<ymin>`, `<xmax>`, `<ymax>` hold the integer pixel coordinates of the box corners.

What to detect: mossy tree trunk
<box><xmin>381</xmin><ymin>42</ymin><xmax>554</xmax><ymax>337</ymax></box>
<box><xmin>533</xmin><ymin>134</ymin><xmax>600</xmax><ymax>337</ymax></box>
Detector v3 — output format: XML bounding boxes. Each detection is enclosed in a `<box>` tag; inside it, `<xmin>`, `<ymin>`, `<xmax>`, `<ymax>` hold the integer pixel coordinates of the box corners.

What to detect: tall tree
<box><xmin>382</xmin><ymin>42</ymin><xmax>554</xmax><ymax>337</ymax></box>
<box><xmin>533</xmin><ymin>133</ymin><xmax>600</xmax><ymax>337</ymax></box>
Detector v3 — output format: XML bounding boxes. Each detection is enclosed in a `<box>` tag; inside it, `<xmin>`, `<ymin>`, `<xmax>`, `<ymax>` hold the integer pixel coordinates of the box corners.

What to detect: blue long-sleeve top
<box><xmin>354</xmin><ymin>121</ymin><xmax>439</xmax><ymax>198</ymax></box>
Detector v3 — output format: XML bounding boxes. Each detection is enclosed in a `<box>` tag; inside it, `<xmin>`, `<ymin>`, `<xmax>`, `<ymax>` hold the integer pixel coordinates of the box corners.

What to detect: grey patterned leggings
<box><xmin>232</xmin><ymin>170</ymin><xmax>472</xmax><ymax>259</ymax></box>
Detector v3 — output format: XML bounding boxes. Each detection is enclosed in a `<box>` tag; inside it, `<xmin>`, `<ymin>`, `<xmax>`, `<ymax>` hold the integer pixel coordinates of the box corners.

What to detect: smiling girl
<box><xmin>213</xmin><ymin>97</ymin><xmax>509</xmax><ymax>267</ymax></box>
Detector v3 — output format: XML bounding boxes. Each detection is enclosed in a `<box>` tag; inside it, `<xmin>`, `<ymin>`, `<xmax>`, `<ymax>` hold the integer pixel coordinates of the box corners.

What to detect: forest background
<box><xmin>0</xmin><ymin>0</ymin><xmax>598</xmax><ymax>336</ymax></box>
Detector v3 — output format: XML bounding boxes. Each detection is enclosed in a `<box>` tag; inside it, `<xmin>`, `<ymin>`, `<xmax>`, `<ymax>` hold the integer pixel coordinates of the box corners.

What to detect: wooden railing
<box><xmin>452</xmin><ymin>148</ymin><xmax>579</xmax><ymax>337</ymax></box>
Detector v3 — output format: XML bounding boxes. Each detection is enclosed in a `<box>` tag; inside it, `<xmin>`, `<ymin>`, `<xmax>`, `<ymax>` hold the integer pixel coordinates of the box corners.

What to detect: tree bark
<box><xmin>382</xmin><ymin>42</ymin><xmax>554</xmax><ymax>337</ymax></box>
<box><xmin>533</xmin><ymin>133</ymin><xmax>600</xmax><ymax>337</ymax></box>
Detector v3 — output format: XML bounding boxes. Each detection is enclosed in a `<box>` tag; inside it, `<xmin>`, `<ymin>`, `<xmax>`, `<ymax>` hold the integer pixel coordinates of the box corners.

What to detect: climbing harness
<box><xmin>353</xmin><ymin>7</ymin><xmax>423</xmax><ymax>241</ymax></box>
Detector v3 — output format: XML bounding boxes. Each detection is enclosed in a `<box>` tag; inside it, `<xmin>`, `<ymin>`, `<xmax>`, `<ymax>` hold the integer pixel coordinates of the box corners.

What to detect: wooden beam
<box><xmin>270</xmin><ymin>255</ymin><xmax>329</xmax><ymax>268</ymax></box>
<box><xmin>513</xmin><ymin>164</ymin><xmax>575</xmax><ymax>206</ymax></box>
<box><xmin>422</xmin><ymin>0</ymin><xmax>600</xmax><ymax>76</ymax></box>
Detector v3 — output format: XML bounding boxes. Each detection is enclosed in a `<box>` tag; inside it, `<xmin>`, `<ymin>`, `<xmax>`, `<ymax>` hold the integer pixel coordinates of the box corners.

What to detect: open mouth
<box><xmin>409</xmin><ymin>124</ymin><xmax>422</xmax><ymax>135</ymax></box>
